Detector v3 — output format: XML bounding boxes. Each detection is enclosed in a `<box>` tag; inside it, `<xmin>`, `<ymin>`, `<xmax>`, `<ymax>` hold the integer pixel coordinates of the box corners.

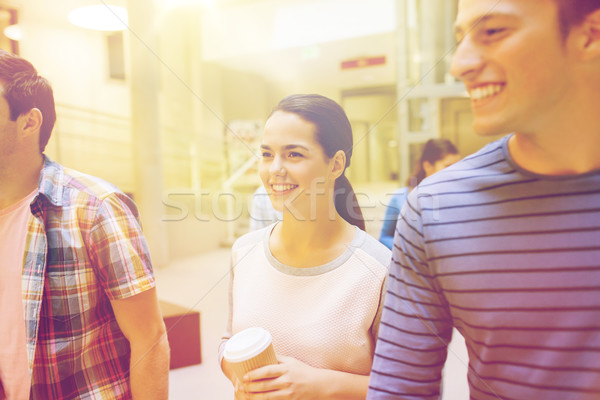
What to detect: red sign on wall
<box><xmin>340</xmin><ymin>56</ymin><xmax>386</xmax><ymax>70</ymax></box>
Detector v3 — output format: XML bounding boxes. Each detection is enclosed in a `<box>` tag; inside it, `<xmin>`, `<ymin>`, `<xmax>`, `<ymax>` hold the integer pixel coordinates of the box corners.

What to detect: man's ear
<box><xmin>331</xmin><ymin>150</ymin><xmax>347</xmax><ymax>180</ymax></box>
<box><xmin>575</xmin><ymin>8</ymin><xmax>600</xmax><ymax>62</ymax></box>
<box><xmin>17</xmin><ymin>107</ymin><xmax>43</xmax><ymax>138</ymax></box>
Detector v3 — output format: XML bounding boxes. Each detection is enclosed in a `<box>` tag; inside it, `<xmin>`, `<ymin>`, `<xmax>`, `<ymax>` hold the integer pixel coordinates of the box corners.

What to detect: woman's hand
<box><xmin>240</xmin><ymin>355</ymin><xmax>327</xmax><ymax>400</ymax></box>
<box><xmin>222</xmin><ymin>358</ymin><xmax>250</xmax><ymax>400</ymax></box>
<box><xmin>234</xmin><ymin>378</ymin><xmax>249</xmax><ymax>400</ymax></box>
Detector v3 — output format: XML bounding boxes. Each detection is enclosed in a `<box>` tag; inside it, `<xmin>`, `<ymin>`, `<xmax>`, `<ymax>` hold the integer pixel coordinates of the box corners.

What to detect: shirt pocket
<box><xmin>40</xmin><ymin>269</ymin><xmax>94</xmax><ymax>338</ymax></box>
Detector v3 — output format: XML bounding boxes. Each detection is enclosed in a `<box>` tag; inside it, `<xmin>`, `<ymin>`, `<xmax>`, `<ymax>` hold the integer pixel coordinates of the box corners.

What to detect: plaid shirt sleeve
<box><xmin>88</xmin><ymin>192</ymin><xmax>155</xmax><ymax>300</ymax></box>
<box><xmin>25</xmin><ymin>158</ymin><xmax>157</xmax><ymax>400</ymax></box>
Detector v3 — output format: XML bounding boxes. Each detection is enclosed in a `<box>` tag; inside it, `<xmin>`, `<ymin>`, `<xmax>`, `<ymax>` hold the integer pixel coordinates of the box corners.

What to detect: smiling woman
<box><xmin>219</xmin><ymin>94</ymin><xmax>391</xmax><ymax>400</ymax></box>
<box><xmin>260</xmin><ymin>94</ymin><xmax>364</xmax><ymax>230</ymax></box>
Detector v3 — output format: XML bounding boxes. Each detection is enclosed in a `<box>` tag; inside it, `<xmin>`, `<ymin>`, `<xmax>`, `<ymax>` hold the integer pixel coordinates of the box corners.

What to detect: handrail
<box><xmin>222</xmin><ymin>155</ymin><xmax>260</xmax><ymax>189</ymax></box>
<box><xmin>221</xmin><ymin>154</ymin><xmax>261</xmax><ymax>245</ymax></box>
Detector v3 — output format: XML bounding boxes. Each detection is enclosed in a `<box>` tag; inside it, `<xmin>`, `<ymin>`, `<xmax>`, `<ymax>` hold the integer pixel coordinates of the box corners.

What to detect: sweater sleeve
<box><xmin>370</xmin><ymin>274</ymin><xmax>388</xmax><ymax>343</ymax></box>
<box><xmin>368</xmin><ymin>193</ymin><xmax>452</xmax><ymax>399</ymax></box>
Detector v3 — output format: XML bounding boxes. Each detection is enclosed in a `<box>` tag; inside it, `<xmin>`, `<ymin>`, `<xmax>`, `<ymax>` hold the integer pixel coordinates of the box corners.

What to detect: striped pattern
<box><xmin>22</xmin><ymin>157</ymin><xmax>155</xmax><ymax>400</ymax></box>
<box><xmin>368</xmin><ymin>136</ymin><xmax>600</xmax><ymax>400</ymax></box>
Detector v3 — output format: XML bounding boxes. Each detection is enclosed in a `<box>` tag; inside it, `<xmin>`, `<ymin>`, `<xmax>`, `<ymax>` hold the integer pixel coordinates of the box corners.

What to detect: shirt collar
<box><xmin>35</xmin><ymin>155</ymin><xmax>66</xmax><ymax>207</ymax></box>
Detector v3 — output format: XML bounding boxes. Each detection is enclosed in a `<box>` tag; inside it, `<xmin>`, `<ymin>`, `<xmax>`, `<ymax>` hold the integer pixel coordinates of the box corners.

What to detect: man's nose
<box><xmin>450</xmin><ymin>35</ymin><xmax>483</xmax><ymax>81</ymax></box>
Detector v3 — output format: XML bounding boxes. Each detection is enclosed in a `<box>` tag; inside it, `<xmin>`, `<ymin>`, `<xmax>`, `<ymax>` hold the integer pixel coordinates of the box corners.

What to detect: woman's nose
<box><xmin>269</xmin><ymin>155</ymin><xmax>285</xmax><ymax>176</ymax></box>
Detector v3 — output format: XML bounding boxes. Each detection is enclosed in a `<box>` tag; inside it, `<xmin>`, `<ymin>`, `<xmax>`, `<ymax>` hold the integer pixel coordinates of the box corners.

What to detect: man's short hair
<box><xmin>0</xmin><ymin>50</ymin><xmax>56</xmax><ymax>153</ymax></box>
<box><xmin>555</xmin><ymin>0</ymin><xmax>600</xmax><ymax>38</ymax></box>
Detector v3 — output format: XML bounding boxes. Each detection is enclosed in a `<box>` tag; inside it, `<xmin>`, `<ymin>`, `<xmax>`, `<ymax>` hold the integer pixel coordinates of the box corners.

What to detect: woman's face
<box><xmin>259</xmin><ymin>111</ymin><xmax>340</xmax><ymax>217</ymax></box>
<box><xmin>423</xmin><ymin>153</ymin><xmax>461</xmax><ymax>177</ymax></box>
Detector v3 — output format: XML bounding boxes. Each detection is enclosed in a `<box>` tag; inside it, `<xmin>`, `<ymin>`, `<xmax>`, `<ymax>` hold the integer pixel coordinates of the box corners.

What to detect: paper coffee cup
<box><xmin>223</xmin><ymin>327</ymin><xmax>278</xmax><ymax>381</ymax></box>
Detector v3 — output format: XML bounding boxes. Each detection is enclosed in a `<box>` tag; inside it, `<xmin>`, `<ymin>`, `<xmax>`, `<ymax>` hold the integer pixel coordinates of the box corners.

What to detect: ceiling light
<box><xmin>68</xmin><ymin>5</ymin><xmax>128</xmax><ymax>31</ymax></box>
<box><xmin>3</xmin><ymin>24</ymin><xmax>23</xmax><ymax>41</ymax></box>
<box><xmin>164</xmin><ymin>0</ymin><xmax>213</xmax><ymax>6</ymax></box>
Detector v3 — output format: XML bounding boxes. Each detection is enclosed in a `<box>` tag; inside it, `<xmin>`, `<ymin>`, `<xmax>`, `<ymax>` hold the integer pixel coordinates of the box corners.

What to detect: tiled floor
<box><xmin>156</xmin><ymin>246</ymin><xmax>470</xmax><ymax>400</ymax></box>
<box><xmin>155</xmin><ymin>248</ymin><xmax>233</xmax><ymax>400</ymax></box>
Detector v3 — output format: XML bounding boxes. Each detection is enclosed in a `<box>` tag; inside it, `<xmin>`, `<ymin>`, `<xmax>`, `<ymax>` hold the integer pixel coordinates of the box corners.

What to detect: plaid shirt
<box><xmin>22</xmin><ymin>157</ymin><xmax>155</xmax><ymax>399</ymax></box>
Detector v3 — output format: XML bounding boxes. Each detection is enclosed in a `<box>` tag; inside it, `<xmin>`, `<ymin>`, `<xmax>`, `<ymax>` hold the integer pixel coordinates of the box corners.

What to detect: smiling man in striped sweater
<box><xmin>367</xmin><ymin>0</ymin><xmax>600</xmax><ymax>399</ymax></box>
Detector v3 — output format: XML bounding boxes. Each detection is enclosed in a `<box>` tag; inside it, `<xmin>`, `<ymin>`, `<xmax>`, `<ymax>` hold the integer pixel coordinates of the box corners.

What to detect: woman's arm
<box><xmin>241</xmin><ymin>355</ymin><xmax>368</xmax><ymax>400</ymax></box>
<box><xmin>220</xmin><ymin>254</ymin><xmax>254</xmax><ymax>400</ymax></box>
<box><xmin>222</xmin><ymin>358</ymin><xmax>249</xmax><ymax>400</ymax></box>
<box><xmin>219</xmin><ymin>257</ymin><xmax>240</xmax><ymax>386</ymax></box>
<box><xmin>317</xmin><ymin>369</ymin><xmax>369</xmax><ymax>400</ymax></box>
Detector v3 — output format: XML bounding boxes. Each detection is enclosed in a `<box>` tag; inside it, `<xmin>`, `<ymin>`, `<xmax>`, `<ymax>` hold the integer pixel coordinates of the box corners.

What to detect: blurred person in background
<box><xmin>249</xmin><ymin>185</ymin><xmax>281</xmax><ymax>231</ymax></box>
<box><xmin>0</xmin><ymin>50</ymin><xmax>169</xmax><ymax>400</ymax></box>
<box><xmin>378</xmin><ymin>138</ymin><xmax>460</xmax><ymax>249</ymax></box>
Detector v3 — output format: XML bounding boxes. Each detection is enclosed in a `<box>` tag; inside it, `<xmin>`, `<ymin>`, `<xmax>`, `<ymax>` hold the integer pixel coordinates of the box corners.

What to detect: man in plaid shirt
<box><xmin>0</xmin><ymin>51</ymin><xmax>169</xmax><ymax>399</ymax></box>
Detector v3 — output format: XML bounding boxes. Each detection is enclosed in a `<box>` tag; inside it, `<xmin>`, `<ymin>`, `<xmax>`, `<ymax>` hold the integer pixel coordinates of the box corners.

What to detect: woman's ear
<box><xmin>423</xmin><ymin>160</ymin><xmax>435</xmax><ymax>177</ymax></box>
<box><xmin>573</xmin><ymin>9</ymin><xmax>600</xmax><ymax>62</ymax></box>
<box><xmin>17</xmin><ymin>108</ymin><xmax>43</xmax><ymax>138</ymax></box>
<box><xmin>331</xmin><ymin>150</ymin><xmax>347</xmax><ymax>179</ymax></box>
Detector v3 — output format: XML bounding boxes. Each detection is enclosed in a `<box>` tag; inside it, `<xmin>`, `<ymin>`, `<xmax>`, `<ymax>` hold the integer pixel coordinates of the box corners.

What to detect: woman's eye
<box><xmin>288</xmin><ymin>152</ymin><xmax>303</xmax><ymax>158</ymax></box>
<box><xmin>261</xmin><ymin>151</ymin><xmax>273</xmax><ymax>158</ymax></box>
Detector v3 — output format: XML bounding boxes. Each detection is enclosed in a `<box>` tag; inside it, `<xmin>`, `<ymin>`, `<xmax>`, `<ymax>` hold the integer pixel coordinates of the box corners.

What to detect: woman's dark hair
<box><xmin>554</xmin><ymin>0</ymin><xmax>600</xmax><ymax>39</ymax></box>
<box><xmin>271</xmin><ymin>94</ymin><xmax>365</xmax><ymax>230</ymax></box>
<box><xmin>0</xmin><ymin>50</ymin><xmax>56</xmax><ymax>153</ymax></box>
<box><xmin>407</xmin><ymin>138</ymin><xmax>458</xmax><ymax>189</ymax></box>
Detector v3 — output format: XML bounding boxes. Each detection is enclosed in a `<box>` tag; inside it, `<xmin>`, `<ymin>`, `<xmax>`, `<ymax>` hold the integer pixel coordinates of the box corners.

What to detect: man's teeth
<box><xmin>272</xmin><ymin>184</ymin><xmax>297</xmax><ymax>191</ymax></box>
<box><xmin>470</xmin><ymin>84</ymin><xmax>503</xmax><ymax>101</ymax></box>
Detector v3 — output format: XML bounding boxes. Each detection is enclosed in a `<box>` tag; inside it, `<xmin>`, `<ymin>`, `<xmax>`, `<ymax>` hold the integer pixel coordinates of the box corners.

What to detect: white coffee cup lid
<box><xmin>223</xmin><ymin>327</ymin><xmax>272</xmax><ymax>363</ymax></box>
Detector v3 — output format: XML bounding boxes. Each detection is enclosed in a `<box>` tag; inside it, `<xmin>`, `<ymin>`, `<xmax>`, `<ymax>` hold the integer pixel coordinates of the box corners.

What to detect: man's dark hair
<box><xmin>0</xmin><ymin>50</ymin><xmax>56</xmax><ymax>153</ymax></box>
<box><xmin>555</xmin><ymin>0</ymin><xmax>600</xmax><ymax>38</ymax></box>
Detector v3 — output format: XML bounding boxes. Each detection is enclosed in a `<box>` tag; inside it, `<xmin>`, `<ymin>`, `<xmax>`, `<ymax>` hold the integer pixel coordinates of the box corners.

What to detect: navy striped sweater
<box><xmin>368</xmin><ymin>135</ymin><xmax>600</xmax><ymax>400</ymax></box>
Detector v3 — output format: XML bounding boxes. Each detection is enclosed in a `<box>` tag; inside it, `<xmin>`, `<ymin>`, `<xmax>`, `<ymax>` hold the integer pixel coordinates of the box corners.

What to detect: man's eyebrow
<box><xmin>454</xmin><ymin>14</ymin><xmax>499</xmax><ymax>36</ymax></box>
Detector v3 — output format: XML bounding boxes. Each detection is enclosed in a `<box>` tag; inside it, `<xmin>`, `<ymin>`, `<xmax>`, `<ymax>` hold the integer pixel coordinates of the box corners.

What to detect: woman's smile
<box><xmin>269</xmin><ymin>183</ymin><xmax>299</xmax><ymax>195</ymax></box>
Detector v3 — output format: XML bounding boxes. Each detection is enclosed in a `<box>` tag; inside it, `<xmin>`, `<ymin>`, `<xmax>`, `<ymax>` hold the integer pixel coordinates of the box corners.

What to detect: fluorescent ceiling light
<box><xmin>3</xmin><ymin>24</ymin><xmax>23</xmax><ymax>41</ymax></box>
<box><xmin>162</xmin><ymin>0</ymin><xmax>213</xmax><ymax>6</ymax></box>
<box><xmin>68</xmin><ymin>5</ymin><xmax>128</xmax><ymax>31</ymax></box>
<box><xmin>272</xmin><ymin>0</ymin><xmax>395</xmax><ymax>49</ymax></box>
<box><xmin>201</xmin><ymin>0</ymin><xmax>395</xmax><ymax>60</ymax></box>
